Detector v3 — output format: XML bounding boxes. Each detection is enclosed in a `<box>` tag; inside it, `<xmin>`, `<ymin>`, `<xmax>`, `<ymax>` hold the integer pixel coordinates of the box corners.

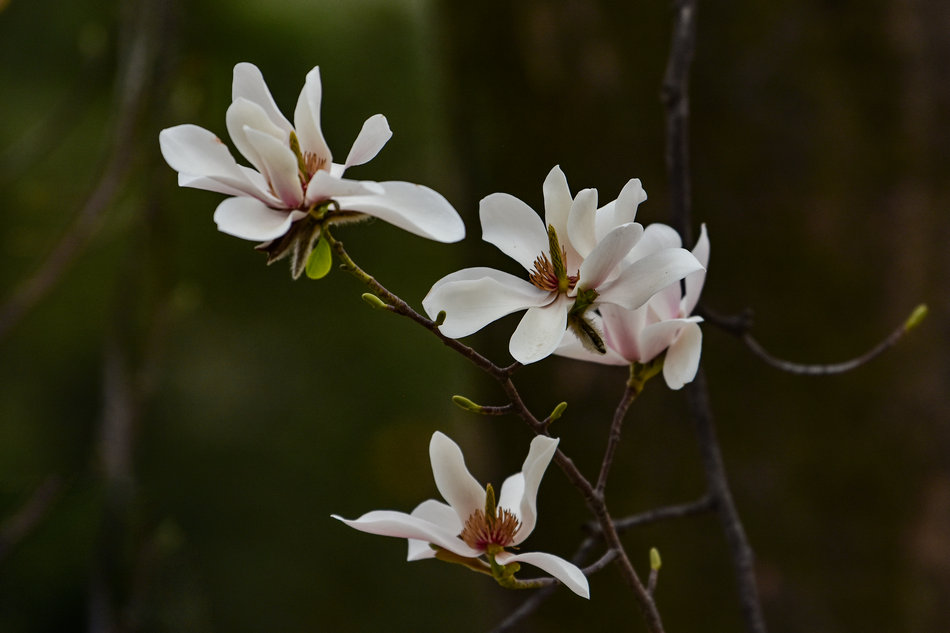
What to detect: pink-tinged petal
<box><xmin>429</xmin><ymin>432</ymin><xmax>486</xmax><ymax>523</ymax></box>
<box><xmin>636</xmin><ymin>316</ymin><xmax>699</xmax><ymax>363</ymax></box>
<box><xmin>577</xmin><ymin>223</ymin><xmax>642</xmax><ymax>291</ymax></box>
<box><xmin>159</xmin><ymin>125</ymin><xmax>267</xmax><ymax>199</ymax></box>
<box><xmin>500</xmin><ymin>435</ymin><xmax>558</xmax><ymax>544</ymax></box>
<box><xmin>542</xmin><ymin>165</ymin><xmax>572</xmax><ymax>237</ymax></box>
<box><xmin>626</xmin><ymin>222</ymin><xmax>682</xmax><ymax>262</ymax></box>
<box><xmin>682</xmin><ymin>223</ymin><xmax>709</xmax><ymax>316</ymax></box>
<box><xmin>600</xmin><ymin>303</ymin><xmax>649</xmax><ymax>362</ymax></box>
<box><xmin>231</xmin><ymin>63</ymin><xmax>292</xmax><ymax>134</ymax></box>
<box><xmin>344</xmin><ymin>114</ymin><xmax>392</xmax><ymax>169</ymax></box>
<box><xmin>495</xmin><ymin>551</ymin><xmax>590</xmax><ymax>599</ymax></box>
<box><xmin>226</xmin><ymin>98</ymin><xmax>289</xmax><ymax>173</ymax></box>
<box><xmin>480</xmin><ymin>193</ymin><xmax>549</xmax><ymax>271</ymax></box>
<box><xmin>599</xmin><ymin>247</ymin><xmax>704</xmax><ymax>311</ymax></box>
<box><xmin>335</xmin><ymin>181</ymin><xmax>464</xmax><ymax>243</ymax></box>
<box><xmin>305</xmin><ymin>171</ymin><xmax>385</xmax><ymax>206</ymax></box>
<box><xmin>293</xmin><ymin>66</ymin><xmax>332</xmax><ymax>165</ymax></box>
<box><xmin>213</xmin><ymin>197</ymin><xmax>303</xmax><ymax>241</ymax></box>
<box><xmin>423</xmin><ymin>268</ymin><xmax>552</xmax><ymax>338</ymax></box>
<box><xmin>509</xmin><ymin>296</ymin><xmax>570</xmax><ymax>364</ymax></box>
<box><xmin>331</xmin><ymin>510</ymin><xmax>481</xmax><ymax>559</ymax></box>
<box><xmin>554</xmin><ymin>328</ymin><xmax>628</xmax><ymax>366</ymax></box>
<box><xmin>566</xmin><ymin>188</ymin><xmax>599</xmax><ymax>259</ymax></box>
<box><xmin>406</xmin><ymin>499</ymin><xmax>461</xmax><ymax>561</ymax></box>
<box><xmin>662</xmin><ymin>320</ymin><xmax>703</xmax><ymax>389</ymax></box>
<box><xmin>242</xmin><ymin>127</ymin><xmax>303</xmax><ymax>207</ymax></box>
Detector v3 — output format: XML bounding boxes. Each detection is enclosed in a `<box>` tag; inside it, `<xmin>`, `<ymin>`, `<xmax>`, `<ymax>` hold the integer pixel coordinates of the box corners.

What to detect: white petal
<box><xmin>331</xmin><ymin>510</ymin><xmax>481</xmax><ymax>559</ymax></box>
<box><xmin>231</xmin><ymin>63</ymin><xmax>292</xmax><ymax>134</ymax></box>
<box><xmin>480</xmin><ymin>193</ymin><xmax>549</xmax><ymax>271</ymax></box>
<box><xmin>406</xmin><ymin>499</ymin><xmax>461</xmax><ymax>561</ymax></box>
<box><xmin>542</xmin><ymin>165</ymin><xmax>572</xmax><ymax>237</ymax></box>
<box><xmin>344</xmin><ymin>114</ymin><xmax>392</xmax><ymax>169</ymax></box>
<box><xmin>422</xmin><ymin>268</ymin><xmax>552</xmax><ymax>338</ymax></box>
<box><xmin>599</xmin><ymin>247</ymin><xmax>704</xmax><ymax>311</ymax></box>
<box><xmin>335</xmin><ymin>181</ymin><xmax>465</xmax><ymax>243</ymax></box>
<box><xmin>509</xmin><ymin>296</ymin><xmax>569</xmax><ymax>364</ymax></box>
<box><xmin>594</xmin><ymin>178</ymin><xmax>647</xmax><ymax>242</ymax></box>
<box><xmin>226</xmin><ymin>98</ymin><xmax>289</xmax><ymax>173</ymax></box>
<box><xmin>636</xmin><ymin>316</ymin><xmax>699</xmax><ymax>363</ymax></box>
<box><xmin>159</xmin><ymin>125</ymin><xmax>267</xmax><ymax>199</ymax></box>
<box><xmin>566</xmin><ymin>188</ymin><xmax>599</xmax><ymax>259</ymax></box>
<box><xmin>213</xmin><ymin>197</ymin><xmax>303</xmax><ymax>241</ymax></box>
<box><xmin>577</xmin><ymin>223</ymin><xmax>642</xmax><ymax>291</ymax></box>
<box><xmin>242</xmin><ymin>127</ymin><xmax>303</xmax><ymax>207</ymax></box>
<box><xmin>305</xmin><ymin>171</ymin><xmax>385</xmax><ymax>206</ymax></box>
<box><xmin>682</xmin><ymin>223</ymin><xmax>709</xmax><ymax>316</ymax></box>
<box><xmin>293</xmin><ymin>66</ymin><xmax>333</xmax><ymax>165</ymax></box>
<box><xmin>429</xmin><ymin>432</ymin><xmax>486</xmax><ymax>523</ymax></box>
<box><xmin>662</xmin><ymin>320</ymin><xmax>703</xmax><ymax>389</ymax></box>
<box><xmin>554</xmin><ymin>328</ymin><xmax>628</xmax><ymax>366</ymax></box>
<box><xmin>626</xmin><ymin>222</ymin><xmax>682</xmax><ymax>262</ymax></box>
<box><xmin>500</xmin><ymin>435</ymin><xmax>558</xmax><ymax>544</ymax></box>
<box><xmin>495</xmin><ymin>551</ymin><xmax>590</xmax><ymax>599</ymax></box>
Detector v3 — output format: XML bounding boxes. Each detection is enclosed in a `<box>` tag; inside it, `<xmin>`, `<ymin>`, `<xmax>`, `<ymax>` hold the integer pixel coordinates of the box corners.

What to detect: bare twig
<box><xmin>614</xmin><ymin>495</ymin><xmax>715</xmax><ymax>532</ymax></box>
<box><xmin>662</xmin><ymin>1</ymin><xmax>769</xmax><ymax>632</ymax></box>
<box><xmin>596</xmin><ymin>381</ymin><xmax>639</xmax><ymax>495</ymax></box>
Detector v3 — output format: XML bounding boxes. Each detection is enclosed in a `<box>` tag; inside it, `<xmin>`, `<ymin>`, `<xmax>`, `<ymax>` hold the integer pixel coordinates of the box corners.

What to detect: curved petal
<box><xmin>231</xmin><ymin>62</ymin><xmax>292</xmax><ymax>134</ymax></box>
<box><xmin>242</xmin><ymin>127</ymin><xmax>303</xmax><ymax>207</ymax></box>
<box><xmin>423</xmin><ymin>268</ymin><xmax>552</xmax><ymax>338</ymax></box>
<box><xmin>542</xmin><ymin>165</ymin><xmax>572</xmax><ymax>237</ymax></box>
<box><xmin>509</xmin><ymin>296</ymin><xmax>569</xmax><ymax>364</ymax></box>
<box><xmin>554</xmin><ymin>328</ymin><xmax>628</xmax><ymax>366</ymax></box>
<box><xmin>682</xmin><ymin>223</ymin><xmax>709</xmax><ymax>316</ymax></box>
<box><xmin>429</xmin><ymin>432</ymin><xmax>486</xmax><ymax>523</ymax></box>
<box><xmin>625</xmin><ymin>222</ymin><xmax>682</xmax><ymax>263</ymax></box>
<box><xmin>305</xmin><ymin>171</ymin><xmax>385</xmax><ymax>206</ymax></box>
<box><xmin>635</xmin><ymin>316</ymin><xmax>697</xmax><ymax>363</ymax></box>
<box><xmin>495</xmin><ymin>551</ymin><xmax>590</xmax><ymax>599</ymax></box>
<box><xmin>598</xmin><ymin>247</ymin><xmax>704</xmax><ymax>311</ymax></box>
<box><xmin>293</xmin><ymin>66</ymin><xmax>333</xmax><ymax>166</ymax></box>
<box><xmin>344</xmin><ymin>114</ymin><xmax>392</xmax><ymax>169</ymax></box>
<box><xmin>331</xmin><ymin>510</ymin><xmax>481</xmax><ymax>559</ymax></box>
<box><xmin>480</xmin><ymin>193</ymin><xmax>549</xmax><ymax>271</ymax></box>
<box><xmin>500</xmin><ymin>435</ymin><xmax>558</xmax><ymax>544</ymax></box>
<box><xmin>600</xmin><ymin>303</ymin><xmax>648</xmax><ymax>362</ymax></box>
<box><xmin>159</xmin><ymin>125</ymin><xmax>269</xmax><ymax>200</ymax></box>
<box><xmin>577</xmin><ymin>223</ymin><xmax>642</xmax><ymax>291</ymax></box>
<box><xmin>594</xmin><ymin>178</ymin><xmax>647</xmax><ymax>242</ymax></box>
<box><xmin>334</xmin><ymin>181</ymin><xmax>465</xmax><ymax>243</ymax></box>
<box><xmin>406</xmin><ymin>499</ymin><xmax>461</xmax><ymax>561</ymax></box>
<box><xmin>662</xmin><ymin>320</ymin><xmax>703</xmax><ymax>390</ymax></box>
<box><xmin>566</xmin><ymin>188</ymin><xmax>599</xmax><ymax>259</ymax></box>
<box><xmin>226</xmin><ymin>98</ymin><xmax>289</xmax><ymax>172</ymax></box>
<box><xmin>213</xmin><ymin>197</ymin><xmax>303</xmax><ymax>241</ymax></box>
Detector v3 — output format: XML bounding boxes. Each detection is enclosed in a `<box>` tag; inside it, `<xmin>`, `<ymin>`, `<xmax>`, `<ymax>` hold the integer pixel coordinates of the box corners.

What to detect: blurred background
<box><xmin>1</xmin><ymin>0</ymin><xmax>948</xmax><ymax>631</ymax></box>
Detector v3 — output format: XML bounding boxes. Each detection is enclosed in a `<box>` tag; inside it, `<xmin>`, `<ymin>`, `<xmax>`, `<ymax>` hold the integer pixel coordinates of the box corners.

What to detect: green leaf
<box><xmin>305</xmin><ymin>236</ymin><xmax>333</xmax><ymax>279</ymax></box>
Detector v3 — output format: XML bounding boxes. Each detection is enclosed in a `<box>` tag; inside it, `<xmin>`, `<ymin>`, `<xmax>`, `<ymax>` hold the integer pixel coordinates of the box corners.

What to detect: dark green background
<box><xmin>1</xmin><ymin>0</ymin><xmax>947</xmax><ymax>631</ymax></box>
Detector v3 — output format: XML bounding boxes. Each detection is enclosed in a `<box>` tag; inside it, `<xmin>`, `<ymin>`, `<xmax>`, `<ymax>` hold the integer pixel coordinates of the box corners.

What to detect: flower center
<box><xmin>459</xmin><ymin>507</ymin><xmax>521</xmax><ymax>550</ymax></box>
<box><xmin>302</xmin><ymin>151</ymin><xmax>328</xmax><ymax>180</ymax></box>
<box><xmin>528</xmin><ymin>225</ymin><xmax>578</xmax><ymax>294</ymax></box>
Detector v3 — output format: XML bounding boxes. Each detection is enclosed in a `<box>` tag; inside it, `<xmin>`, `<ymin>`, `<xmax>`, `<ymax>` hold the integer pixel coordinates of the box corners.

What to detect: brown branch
<box><xmin>662</xmin><ymin>2</ymin><xmax>769</xmax><ymax>632</ymax></box>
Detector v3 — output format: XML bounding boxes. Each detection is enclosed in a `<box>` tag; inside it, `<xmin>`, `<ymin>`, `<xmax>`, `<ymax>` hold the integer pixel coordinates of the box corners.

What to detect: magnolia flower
<box><xmin>422</xmin><ymin>166</ymin><xmax>704</xmax><ymax>364</ymax></box>
<box><xmin>556</xmin><ymin>223</ymin><xmax>710</xmax><ymax>389</ymax></box>
<box><xmin>332</xmin><ymin>431</ymin><xmax>590</xmax><ymax>599</ymax></box>
<box><xmin>159</xmin><ymin>62</ymin><xmax>464</xmax><ymax>277</ymax></box>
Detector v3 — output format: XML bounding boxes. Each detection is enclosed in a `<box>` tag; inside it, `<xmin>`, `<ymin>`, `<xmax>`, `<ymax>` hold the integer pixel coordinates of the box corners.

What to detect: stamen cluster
<box><xmin>460</xmin><ymin>507</ymin><xmax>521</xmax><ymax>550</ymax></box>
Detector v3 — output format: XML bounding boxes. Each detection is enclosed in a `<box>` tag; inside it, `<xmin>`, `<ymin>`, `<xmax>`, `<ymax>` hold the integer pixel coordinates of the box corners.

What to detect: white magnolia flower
<box><xmin>556</xmin><ymin>223</ymin><xmax>710</xmax><ymax>389</ymax></box>
<box><xmin>159</xmin><ymin>62</ymin><xmax>464</xmax><ymax>277</ymax></box>
<box><xmin>332</xmin><ymin>431</ymin><xmax>590</xmax><ymax>599</ymax></box>
<box><xmin>422</xmin><ymin>166</ymin><xmax>704</xmax><ymax>364</ymax></box>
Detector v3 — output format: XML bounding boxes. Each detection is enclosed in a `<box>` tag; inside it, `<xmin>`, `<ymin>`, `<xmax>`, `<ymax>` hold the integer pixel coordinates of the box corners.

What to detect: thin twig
<box><xmin>613</xmin><ymin>494</ymin><xmax>716</xmax><ymax>532</ymax></box>
<box><xmin>662</xmin><ymin>1</ymin><xmax>769</xmax><ymax>632</ymax></box>
<box><xmin>326</xmin><ymin>232</ymin><xmax>666</xmax><ymax>633</ymax></box>
<box><xmin>596</xmin><ymin>380</ymin><xmax>639</xmax><ymax>495</ymax></box>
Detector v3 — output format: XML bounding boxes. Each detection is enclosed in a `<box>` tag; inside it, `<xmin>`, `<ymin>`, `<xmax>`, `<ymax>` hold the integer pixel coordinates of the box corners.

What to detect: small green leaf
<box><xmin>650</xmin><ymin>547</ymin><xmax>662</xmax><ymax>571</ymax></box>
<box><xmin>305</xmin><ymin>236</ymin><xmax>333</xmax><ymax>279</ymax></box>
<box><xmin>904</xmin><ymin>303</ymin><xmax>928</xmax><ymax>332</ymax></box>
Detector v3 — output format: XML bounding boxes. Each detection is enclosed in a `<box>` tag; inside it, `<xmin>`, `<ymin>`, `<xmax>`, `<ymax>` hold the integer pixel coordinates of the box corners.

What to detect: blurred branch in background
<box><xmin>0</xmin><ymin>475</ymin><xmax>64</xmax><ymax>565</ymax></box>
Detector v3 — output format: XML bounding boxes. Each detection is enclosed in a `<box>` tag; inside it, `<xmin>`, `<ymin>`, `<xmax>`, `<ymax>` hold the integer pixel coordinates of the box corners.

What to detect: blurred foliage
<box><xmin>1</xmin><ymin>0</ymin><xmax>948</xmax><ymax>632</ymax></box>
